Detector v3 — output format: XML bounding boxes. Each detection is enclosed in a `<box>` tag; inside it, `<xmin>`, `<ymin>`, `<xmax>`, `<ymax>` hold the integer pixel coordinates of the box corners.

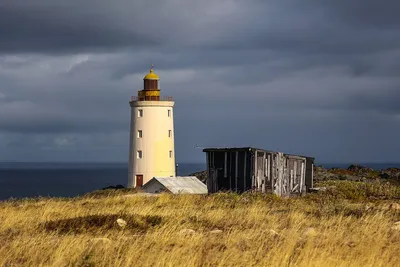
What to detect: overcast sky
<box><xmin>1</xmin><ymin>0</ymin><xmax>400</xmax><ymax>164</ymax></box>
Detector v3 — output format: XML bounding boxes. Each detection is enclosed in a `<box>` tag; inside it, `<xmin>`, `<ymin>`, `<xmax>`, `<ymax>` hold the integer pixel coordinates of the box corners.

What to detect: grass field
<box><xmin>0</xmin><ymin>181</ymin><xmax>399</xmax><ymax>267</ymax></box>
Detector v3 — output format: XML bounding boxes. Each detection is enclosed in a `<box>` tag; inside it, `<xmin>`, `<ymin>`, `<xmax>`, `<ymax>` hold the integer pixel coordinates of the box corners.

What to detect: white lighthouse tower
<box><xmin>128</xmin><ymin>66</ymin><xmax>176</xmax><ymax>187</ymax></box>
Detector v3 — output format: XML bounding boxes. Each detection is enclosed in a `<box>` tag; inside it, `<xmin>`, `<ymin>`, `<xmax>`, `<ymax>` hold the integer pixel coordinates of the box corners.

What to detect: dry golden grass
<box><xmin>0</xmin><ymin>182</ymin><xmax>399</xmax><ymax>267</ymax></box>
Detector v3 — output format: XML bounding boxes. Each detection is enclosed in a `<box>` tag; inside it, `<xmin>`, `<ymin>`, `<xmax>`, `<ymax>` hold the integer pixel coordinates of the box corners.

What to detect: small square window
<box><xmin>137</xmin><ymin>150</ymin><xmax>143</xmax><ymax>158</ymax></box>
<box><xmin>137</xmin><ymin>130</ymin><xmax>142</xmax><ymax>138</ymax></box>
<box><xmin>168</xmin><ymin>130</ymin><xmax>172</xmax><ymax>137</ymax></box>
<box><xmin>167</xmin><ymin>110</ymin><xmax>171</xmax><ymax>117</ymax></box>
<box><xmin>138</xmin><ymin>109</ymin><xmax>143</xmax><ymax>117</ymax></box>
<box><xmin>169</xmin><ymin>150</ymin><xmax>172</xmax><ymax>158</ymax></box>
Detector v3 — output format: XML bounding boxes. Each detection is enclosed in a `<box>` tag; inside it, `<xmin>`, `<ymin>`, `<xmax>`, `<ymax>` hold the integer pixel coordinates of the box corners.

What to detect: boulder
<box><xmin>116</xmin><ymin>218</ymin><xmax>127</xmax><ymax>228</ymax></box>
<box><xmin>101</xmin><ymin>185</ymin><xmax>125</xmax><ymax>190</ymax></box>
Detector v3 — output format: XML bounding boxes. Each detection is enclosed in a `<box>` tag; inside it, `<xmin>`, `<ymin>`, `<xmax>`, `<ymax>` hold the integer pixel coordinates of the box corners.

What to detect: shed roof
<box><xmin>143</xmin><ymin>176</ymin><xmax>208</xmax><ymax>194</ymax></box>
<box><xmin>202</xmin><ymin>147</ymin><xmax>314</xmax><ymax>161</ymax></box>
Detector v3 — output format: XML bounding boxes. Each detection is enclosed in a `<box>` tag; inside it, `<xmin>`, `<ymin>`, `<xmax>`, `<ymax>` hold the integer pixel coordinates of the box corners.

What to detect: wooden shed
<box><xmin>203</xmin><ymin>147</ymin><xmax>314</xmax><ymax>197</ymax></box>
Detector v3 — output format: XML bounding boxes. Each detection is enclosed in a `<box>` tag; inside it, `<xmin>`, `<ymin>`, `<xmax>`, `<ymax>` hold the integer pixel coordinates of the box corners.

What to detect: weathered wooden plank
<box><xmin>282</xmin><ymin>155</ymin><xmax>287</xmax><ymax>196</ymax></box>
<box><xmin>212</xmin><ymin>152</ymin><xmax>217</xmax><ymax>193</ymax></box>
<box><xmin>276</xmin><ymin>153</ymin><xmax>284</xmax><ymax>197</ymax></box>
<box><xmin>300</xmin><ymin>161</ymin><xmax>305</xmax><ymax>194</ymax></box>
<box><xmin>206</xmin><ymin>152</ymin><xmax>210</xmax><ymax>193</ymax></box>
<box><xmin>267</xmin><ymin>154</ymin><xmax>271</xmax><ymax>189</ymax></box>
<box><xmin>224</xmin><ymin>152</ymin><xmax>227</xmax><ymax>178</ymax></box>
<box><xmin>290</xmin><ymin>169</ymin><xmax>294</xmax><ymax>192</ymax></box>
<box><xmin>244</xmin><ymin>151</ymin><xmax>247</xmax><ymax>191</ymax></box>
<box><xmin>229</xmin><ymin>151</ymin><xmax>232</xmax><ymax>189</ymax></box>
<box><xmin>273</xmin><ymin>155</ymin><xmax>277</xmax><ymax>196</ymax></box>
<box><xmin>262</xmin><ymin>152</ymin><xmax>266</xmax><ymax>193</ymax></box>
<box><xmin>254</xmin><ymin>150</ymin><xmax>258</xmax><ymax>191</ymax></box>
<box><xmin>292</xmin><ymin>184</ymin><xmax>299</xmax><ymax>191</ymax></box>
<box><xmin>211</xmin><ymin>152</ymin><xmax>215</xmax><ymax>193</ymax></box>
<box><xmin>235</xmin><ymin>151</ymin><xmax>238</xmax><ymax>192</ymax></box>
<box><xmin>293</xmin><ymin>161</ymin><xmax>297</xmax><ymax>193</ymax></box>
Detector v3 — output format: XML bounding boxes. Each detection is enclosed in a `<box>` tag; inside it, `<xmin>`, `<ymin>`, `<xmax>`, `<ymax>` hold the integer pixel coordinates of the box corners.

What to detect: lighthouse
<box><xmin>128</xmin><ymin>66</ymin><xmax>176</xmax><ymax>188</ymax></box>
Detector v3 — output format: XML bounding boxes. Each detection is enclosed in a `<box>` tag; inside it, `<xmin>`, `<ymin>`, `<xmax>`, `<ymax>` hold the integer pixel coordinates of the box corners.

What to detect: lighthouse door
<box><xmin>136</xmin><ymin>175</ymin><xmax>143</xmax><ymax>187</ymax></box>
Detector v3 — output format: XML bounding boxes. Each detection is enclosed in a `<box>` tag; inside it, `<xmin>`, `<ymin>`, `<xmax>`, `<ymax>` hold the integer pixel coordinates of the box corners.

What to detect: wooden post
<box><xmin>275</xmin><ymin>153</ymin><xmax>281</xmax><ymax>196</ymax></box>
<box><xmin>262</xmin><ymin>152</ymin><xmax>266</xmax><ymax>193</ymax></box>
<box><xmin>272</xmin><ymin>154</ymin><xmax>276</xmax><ymax>194</ymax></box>
<box><xmin>229</xmin><ymin>151</ymin><xmax>232</xmax><ymax>189</ymax></box>
<box><xmin>206</xmin><ymin>152</ymin><xmax>211</xmax><ymax>193</ymax></box>
<box><xmin>290</xmin><ymin>169</ymin><xmax>293</xmax><ymax>193</ymax></box>
<box><xmin>244</xmin><ymin>151</ymin><xmax>247</xmax><ymax>191</ymax></box>
<box><xmin>235</xmin><ymin>151</ymin><xmax>239</xmax><ymax>192</ymax></box>
<box><xmin>224</xmin><ymin>152</ymin><xmax>228</xmax><ymax>178</ymax></box>
<box><xmin>311</xmin><ymin>163</ymin><xmax>314</xmax><ymax>189</ymax></box>
<box><xmin>300</xmin><ymin>161</ymin><xmax>305</xmax><ymax>194</ymax></box>
<box><xmin>251</xmin><ymin>152</ymin><xmax>255</xmax><ymax>190</ymax></box>
<box><xmin>293</xmin><ymin>161</ymin><xmax>297</xmax><ymax>193</ymax></box>
<box><xmin>212</xmin><ymin>152</ymin><xmax>216</xmax><ymax>193</ymax></box>
<box><xmin>267</xmin><ymin>154</ymin><xmax>271</xmax><ymax>190</ymax></box>
<box><xmin>255</xmin><ymin>151</ymin><xmax>258</xmax><ymax>191</ymax></box>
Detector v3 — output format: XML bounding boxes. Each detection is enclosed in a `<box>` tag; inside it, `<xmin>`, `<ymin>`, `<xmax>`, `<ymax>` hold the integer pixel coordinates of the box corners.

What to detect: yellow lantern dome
<box><xmin>143</xmin><ymin>66</ymin><xmax>159</xmax><ymax>80</ymax></box>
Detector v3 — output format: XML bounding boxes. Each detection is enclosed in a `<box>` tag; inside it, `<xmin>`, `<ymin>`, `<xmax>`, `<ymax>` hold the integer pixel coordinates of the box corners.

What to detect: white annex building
<box><xmin>128</xmin><ymin>67</ymin><xmax>176</xmax><ymax>187</ymax></box>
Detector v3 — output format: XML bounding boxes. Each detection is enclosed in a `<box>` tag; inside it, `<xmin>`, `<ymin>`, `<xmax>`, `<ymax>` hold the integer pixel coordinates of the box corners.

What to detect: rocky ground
<box><xmin>314</xmin><ymin>164</ymin><xmax>400</xmax><ymax>185</ymax></box>
<box><xmin>190</xmin><ymin>164</ymin><xmax>400</xmax><ymax>186</ymax></box>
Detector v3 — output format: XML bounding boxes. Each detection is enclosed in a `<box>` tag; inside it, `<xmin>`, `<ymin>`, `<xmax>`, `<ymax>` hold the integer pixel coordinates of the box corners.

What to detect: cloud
<box><xmin>0</xmin><ymin>0</ymin><xmax>400</xmax><ymax>163</ymax></box>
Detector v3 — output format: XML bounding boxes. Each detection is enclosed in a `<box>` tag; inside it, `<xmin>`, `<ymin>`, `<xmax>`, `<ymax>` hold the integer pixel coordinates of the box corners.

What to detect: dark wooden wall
<box><xmin>205</xmin><ymin>148</ymin><xmax>314</xmax><ymax>196</ymax></box>
<box><xmin>206</xmin><ymin>150</ymin><xmax>252</xmax><ymax>193</ymax></box>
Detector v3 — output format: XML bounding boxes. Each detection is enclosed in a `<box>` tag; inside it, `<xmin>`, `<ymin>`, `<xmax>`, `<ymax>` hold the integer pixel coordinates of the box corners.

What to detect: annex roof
<box><xmin>202</xmin><ymin>147</ymin><xmax>314</xmax><ymax>161</ymax></box>
<box><xmin>143</xmin><ymin>176</ymin><xmax>208</xmax><ymax>194</ymax></box>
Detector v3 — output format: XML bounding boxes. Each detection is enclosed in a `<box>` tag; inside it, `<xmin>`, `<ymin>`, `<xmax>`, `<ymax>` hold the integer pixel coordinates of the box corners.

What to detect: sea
<box><xmin>0</xmin><ymin>162</ymin><xmax>205</xmax><ymax>201</ymax></box>
<box><xmin>0</xmin><ymin>162</ymin><xmax>399</xmax><ymax>201</ymax></box>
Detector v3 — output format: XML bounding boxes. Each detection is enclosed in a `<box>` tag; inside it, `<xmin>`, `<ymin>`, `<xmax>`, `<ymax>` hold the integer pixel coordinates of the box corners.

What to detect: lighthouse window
<box><xmin>168</xmin><ymin>110</ymin><xmax>171</xmax><ymax>117</ymax></box>
<box><xmin>169</xmin><ymin>150</ymin><xmax>173</xmax><ymax>158</ymax></box>
<box><xmin>168</xmin><ymin>130</ymin><xmax>172</xmax><ymax>137</ymax></box>
<box><xmin>138</xmin><ymin>109</ymin><xmax>143</xmax><ymax>117</ymax></box>
<box><xmin>137</xmin><ymin>150</ymin><xmax>143</xmax><ymax>158</ymax></box>
<box><xmin>137</xmin><ymin>130</ymin><xmax>142</xmax><ymax>138</ymax></box>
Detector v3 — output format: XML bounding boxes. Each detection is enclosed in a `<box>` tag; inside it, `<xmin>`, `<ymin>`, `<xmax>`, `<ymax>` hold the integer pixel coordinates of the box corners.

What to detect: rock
<box><xmin>189</xmin><ymin>170</ymin><xmax>207</xmax><ymax>184</ymax></box>
<box><xmin>209</xmin><ymin>229</ymin><xmax>223</xmax><ymax>234</ymax></box>
<box><xmin>381</xmin><ymin>168</ymin><xmax>400</xmax><ymax>180</ymax></box>
<box><xmin>302</xmin><ymin>227</ymin><xmax>317</xmax><ymax>238</ymax></box>
<box><xmin>346</xmin><ymin>241</ymin><xmax>356</xmax><ymax>248</ymax></box>
<box><xmin>116</xmin><ymin>218</ymin><xmax>127</xmax><ymax>228</ymax></box>
<box><xmin>101</xmin><ymin>184</ymin><xmax>125</xmax><ymax>190</ymax></box>
<box><xmin>347</xmin><ymin>165</ymin><xmax>374</xmax><ymax>173</ymax></box>
<box><xmin>379</xmin><ymin>173</ymin><xmax>390</xmax><ymax>179</ymax></box>
<box><xmin>269</xmin><ymin>229</ymin><xmax>279</xmax><ymax>237</ymax></box>
<box><xmin>179</xmin><ymin>228</ymin><xmax>196</xmax><ymax>235</ymax></box>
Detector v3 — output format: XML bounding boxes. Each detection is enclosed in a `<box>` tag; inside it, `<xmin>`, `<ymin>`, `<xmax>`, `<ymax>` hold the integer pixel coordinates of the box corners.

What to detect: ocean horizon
<box><xmin>0</xmin><ymin>161</ymin><xmax>399</xmax><ymax>201</ymax></box>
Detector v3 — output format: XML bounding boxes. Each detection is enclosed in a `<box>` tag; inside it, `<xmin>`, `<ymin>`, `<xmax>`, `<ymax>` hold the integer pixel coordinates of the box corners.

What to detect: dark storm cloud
<box><xmin>1</xmin><ymin>0</ymin><xmax>400</xmax><ymax>163</ymax></box>
<box><xmin>1</xmin><ymin>0</ymin><xmax>398</xmax><ymax>55</ymax></box>
<box><xmin>0</xmin><ymin>0</ymin><xmax>174</xmax><ymax>53</ymax></box>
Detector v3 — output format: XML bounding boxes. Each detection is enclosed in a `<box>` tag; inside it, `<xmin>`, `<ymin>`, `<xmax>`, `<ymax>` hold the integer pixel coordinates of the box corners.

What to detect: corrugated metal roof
<box><xmin>145</xmin><ymin>176</ymin><xmax>208</xmax><ymax>194</ymax></box>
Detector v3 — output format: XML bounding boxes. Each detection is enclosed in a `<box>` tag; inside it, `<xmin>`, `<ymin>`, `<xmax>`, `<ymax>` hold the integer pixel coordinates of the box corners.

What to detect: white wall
<box><xmin>128</xmin><ymin>101</ymin><xmax>175</xmax><ymax>187</ymax></box>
